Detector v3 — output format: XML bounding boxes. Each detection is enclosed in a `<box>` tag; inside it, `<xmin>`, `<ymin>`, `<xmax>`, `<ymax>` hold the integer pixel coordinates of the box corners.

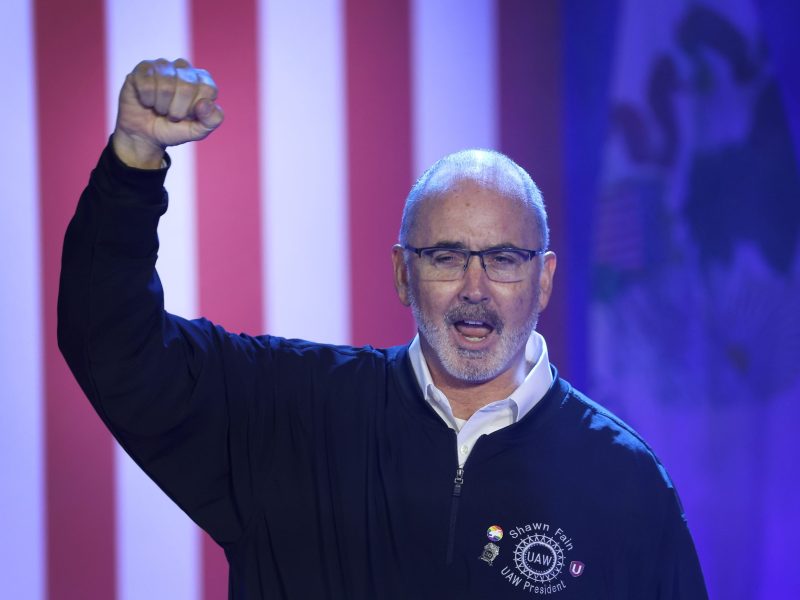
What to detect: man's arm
<box><xmin>57</xmin><ymin>60</ymin><xmax>267</xmax><ymax>544</ymax></box>
<box><xmin>655</xmin><ymin>489</ymin><xmax>708</xmax><ymax>599</ymax></box>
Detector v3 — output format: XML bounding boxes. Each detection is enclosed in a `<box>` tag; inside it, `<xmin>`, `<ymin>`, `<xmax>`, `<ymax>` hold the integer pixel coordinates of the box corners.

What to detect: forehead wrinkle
<box><xmin>425</xmin><ymin>240</ymin><xmax>533</xmax><ymax>251</ymax></box>
<box><xmin>413</xmin><ymin>180</ymin><xmax>538</xmax><ymax>246</ymax></box>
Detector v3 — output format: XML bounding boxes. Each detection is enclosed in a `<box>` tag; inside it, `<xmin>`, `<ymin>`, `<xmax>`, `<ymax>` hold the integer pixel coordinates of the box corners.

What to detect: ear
<box><xmin>392</xmin><ymin>244</ymin><xmax>412</xmax><ymax>306</ymax></box>
<box><xmin>536</xmin><ymin>251</ymin><xmax>557</xmax><ymax>312</ymax></box>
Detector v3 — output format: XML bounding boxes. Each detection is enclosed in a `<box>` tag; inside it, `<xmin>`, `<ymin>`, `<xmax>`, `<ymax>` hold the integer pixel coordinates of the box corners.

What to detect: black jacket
<box><xmin>57</xmin><ymin>143</ymin><xmax>708</xmax><ymax>599</ymax></box>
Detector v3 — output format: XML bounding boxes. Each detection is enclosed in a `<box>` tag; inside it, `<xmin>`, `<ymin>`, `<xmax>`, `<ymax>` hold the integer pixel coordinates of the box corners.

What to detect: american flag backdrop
<box><xmin>3</xmin><ymin>0</ymin><xmax>800</xmax><ymax>598</ymax></box>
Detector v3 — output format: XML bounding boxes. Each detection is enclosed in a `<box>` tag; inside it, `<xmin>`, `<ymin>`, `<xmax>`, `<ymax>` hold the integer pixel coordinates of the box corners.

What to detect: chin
<box><xmin>442</xmin><ymin>354</ymin><xmax>509</xmax><ymax>383</ymax></box>
<box><xmin>417</xmin><ymin>318</ymin><xmax>535</xmax><ymax>384</ymax></box>
<box><xmin>408</xmin><ymin>289</ymin><xmax>539</xmax><ymax>386</ymax></box>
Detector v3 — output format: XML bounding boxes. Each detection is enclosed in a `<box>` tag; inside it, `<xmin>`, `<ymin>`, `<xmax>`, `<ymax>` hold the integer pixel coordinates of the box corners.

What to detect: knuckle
<box><xmin>197</xmin><ymin>82</ymin><xmax>218</xmax><ymax>100</ymax></box>
<box><xmin>175</xmin><ymin>67</ymin><xmax>198</xmax><ymax>86</ymax></box>
<box><xmin>195</xmin><ymin>69</ymin><xmax>217</xmax><ymax>86</ymax></box>
<box><xmin>132</xmin><ymin>61</ymin><xmax>157</xmax><ymax>84</ymax></box>
<box><xmin>162</xmin><ymin>64</ymin><xmax>178</xmax><ymax>79</ymax></box>
<box><xmin>133</xmin><ymin>59</ymin><xmax>154</xmax><ymax>73</ymax></box>
<box><xmin>150</xmin><ymin>59</ymin><xmax>176</xmax><ymax>82</ymax></box>
<box><xmin>156</xmin><ymin>73</ymin><xmax>176</xmax><ymax>93</ymax></box>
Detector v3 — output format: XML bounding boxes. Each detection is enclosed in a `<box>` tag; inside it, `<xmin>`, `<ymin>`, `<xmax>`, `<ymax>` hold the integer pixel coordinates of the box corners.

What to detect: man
<box><xmin>59</xmin><ymin>59</ymin><xmax>707</xmax><ymax>598</ymax></box>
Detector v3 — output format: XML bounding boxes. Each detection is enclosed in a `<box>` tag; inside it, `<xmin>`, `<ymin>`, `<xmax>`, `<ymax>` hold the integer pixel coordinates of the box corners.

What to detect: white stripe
<box><xmin>411</xmin><ymin>0</ymin><xmax>498</xmax><ymax>175</ymax></box>
<box><xmin>0</xmin><ymin>1</ymin><xmax>44</xmax><ymax>598</ymax></box>
<box><xmin>260</xmin><ymin>0</ymin><xmax>350</xmax><ymax>344</ymax></box>
<box><xmin>105</xmin><ymin>1</ymin><xmax>200</xmax><ymax>598</ymax></box>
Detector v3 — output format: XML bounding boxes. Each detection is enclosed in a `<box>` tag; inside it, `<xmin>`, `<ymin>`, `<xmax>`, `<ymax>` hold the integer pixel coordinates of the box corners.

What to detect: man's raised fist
<box><xmin>113</xmin><ymin>58</ymin><xmax>224</xmax><ymax>169</ymax></box>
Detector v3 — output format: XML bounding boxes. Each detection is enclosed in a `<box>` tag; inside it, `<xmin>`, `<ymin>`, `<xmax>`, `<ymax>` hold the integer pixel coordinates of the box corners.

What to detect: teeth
<box><xmin>464</xmin><ymin>335</ymin><xmax>487</xmax><ymax>342</ymax></box>
<box><xmin>463</xmin><ymin>320</ymin><xmax>485</xmax><ymax>326</ymax></box>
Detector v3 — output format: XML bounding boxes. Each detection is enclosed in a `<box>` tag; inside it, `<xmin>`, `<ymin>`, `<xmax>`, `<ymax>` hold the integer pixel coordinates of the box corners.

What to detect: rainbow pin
<box><xmin>486</xmin><ymin>525</ymin><xmax>503</xmax><ymax>542</ymax></box>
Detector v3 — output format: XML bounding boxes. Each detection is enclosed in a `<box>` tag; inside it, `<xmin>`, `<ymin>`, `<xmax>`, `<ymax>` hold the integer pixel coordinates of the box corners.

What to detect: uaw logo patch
<box><xmin>490</xmin><ymin>521</ymin><xmax>584</xmax><ymax>595</ymax></box>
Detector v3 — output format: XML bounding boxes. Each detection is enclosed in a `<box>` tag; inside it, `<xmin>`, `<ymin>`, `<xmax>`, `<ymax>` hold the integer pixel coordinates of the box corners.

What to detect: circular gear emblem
<box><xmin>513</xmin><ymin>534</ymin><xmax>565</xmax><ymax>582</ymax></box>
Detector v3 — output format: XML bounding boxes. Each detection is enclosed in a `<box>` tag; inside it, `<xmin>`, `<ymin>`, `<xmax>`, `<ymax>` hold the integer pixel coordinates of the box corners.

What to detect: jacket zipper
<box><xmin>445</xmin><ymin>467</ymin><xmax>465</xmax><ymax>564</ymax></box>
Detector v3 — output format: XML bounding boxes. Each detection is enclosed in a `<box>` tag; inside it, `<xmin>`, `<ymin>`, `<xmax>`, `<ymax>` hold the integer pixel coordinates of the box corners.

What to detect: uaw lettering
<box><xmin>501</xmin><ymin>522</ymin><xmax>581</xmax><ymax>594</ymax></box>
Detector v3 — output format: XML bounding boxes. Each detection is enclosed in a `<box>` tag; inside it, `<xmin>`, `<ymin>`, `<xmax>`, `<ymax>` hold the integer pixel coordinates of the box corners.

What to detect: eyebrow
<box><xmin>429</xmin><ymin>241</ymin><xmax>527</xmax><ymax>251</ymax></box>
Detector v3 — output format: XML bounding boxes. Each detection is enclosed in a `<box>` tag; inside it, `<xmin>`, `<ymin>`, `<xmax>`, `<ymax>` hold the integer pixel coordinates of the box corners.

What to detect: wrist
<box><xmin>112</xmin><ymin>130</ymin><xmax>165</xmax><ymax>170</ymax></box>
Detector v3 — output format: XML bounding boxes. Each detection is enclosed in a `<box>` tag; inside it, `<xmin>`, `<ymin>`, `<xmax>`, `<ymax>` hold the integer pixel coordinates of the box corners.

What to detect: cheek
<box><xmin>410</xmin><ymin>282</ymin><xmax>463</xmax><ymax>322</ymax></box>
<box><xmin>500</xmin><ymin>284</ymin><xmax>540</xmax><ymax>322</ymax></box>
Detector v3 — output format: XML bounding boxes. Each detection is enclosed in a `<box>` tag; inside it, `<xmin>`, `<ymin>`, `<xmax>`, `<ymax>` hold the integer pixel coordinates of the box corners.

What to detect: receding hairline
<box><xmin>398</xmin><ymin>149</ymin><xmax>550</xmax><ymax>249</ymax></box>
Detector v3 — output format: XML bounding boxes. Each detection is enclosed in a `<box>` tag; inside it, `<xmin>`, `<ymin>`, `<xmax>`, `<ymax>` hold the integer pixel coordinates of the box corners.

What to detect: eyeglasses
<box><xmin>403</xmin><ymin>244</ymin><xmax>545</xmax><ymax>282</ymax></box>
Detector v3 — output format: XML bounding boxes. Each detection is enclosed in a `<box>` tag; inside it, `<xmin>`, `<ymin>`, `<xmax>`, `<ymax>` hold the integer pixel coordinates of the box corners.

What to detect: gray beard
<box><xmin>408</xmin><ymin>289</ymin><xmax>539</xmax><ymax>383</ymax></box>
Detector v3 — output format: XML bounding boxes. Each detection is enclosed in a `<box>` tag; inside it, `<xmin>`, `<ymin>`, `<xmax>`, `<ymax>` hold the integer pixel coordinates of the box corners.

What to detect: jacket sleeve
<box><xmin>654</xmin><ymin>477</ymin><xmax>709</xmax><ymax>599</ymax></box>
<box><xmin>57</xmin><ymin>141</ymin><xmax>272</xmax><ymax>545</ymax></box>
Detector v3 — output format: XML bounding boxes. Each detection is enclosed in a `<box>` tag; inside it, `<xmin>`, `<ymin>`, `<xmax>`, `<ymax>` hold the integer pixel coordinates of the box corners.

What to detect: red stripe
<box><xmin>346</xmin><ymin>0</ymin><xmax>415</xmax><ymax>348</ymax></box>
<box><xmin>34</xmin><ymin>0</ymin><xmax>116</xmax><ymax>597</ymax></box>
<box><xmin>497</xmin><ymin>1</ymin><xmax>569</xmax><ymax>373</ymax></box>
<box><xmin>191</xmin><ymin>0</ymin><xmax>265</xmax><ymax>596</ymax></box>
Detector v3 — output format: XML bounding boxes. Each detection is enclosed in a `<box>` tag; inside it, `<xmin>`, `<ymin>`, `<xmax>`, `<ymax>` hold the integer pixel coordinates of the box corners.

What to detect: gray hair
<box><xmin>398</xmin><ymin>149</ymin><xmax>549</xmax><ymax>250</ymax></box>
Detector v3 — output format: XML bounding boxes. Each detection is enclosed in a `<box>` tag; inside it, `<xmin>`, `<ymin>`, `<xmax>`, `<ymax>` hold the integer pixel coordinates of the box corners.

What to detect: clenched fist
<box><xmin>112</xmin><ymin>58</ymin><xmax>224</xmax><ymax>169</ymax></box>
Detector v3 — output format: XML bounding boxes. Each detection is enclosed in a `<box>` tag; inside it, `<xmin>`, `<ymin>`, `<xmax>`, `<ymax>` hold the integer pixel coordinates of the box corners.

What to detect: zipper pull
<box><xmin>453</xmin><ymin>467</ymin><xmax>465</xmax><ymax>497</ymax></box>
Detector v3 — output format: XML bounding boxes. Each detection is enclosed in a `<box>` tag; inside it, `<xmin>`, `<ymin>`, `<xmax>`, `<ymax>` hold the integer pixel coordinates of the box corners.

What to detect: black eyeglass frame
<box><xmin>402</xmin><ymin>244</ymin><xmax>546</xmax><ymax>281</ymax></box>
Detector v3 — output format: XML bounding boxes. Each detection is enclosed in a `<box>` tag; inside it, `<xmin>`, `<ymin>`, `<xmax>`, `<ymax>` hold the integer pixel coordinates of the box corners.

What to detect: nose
<box><xmin>458</xmin><ymin>255</ymin><xmax>491</xmax><ymax>303</ymax></box>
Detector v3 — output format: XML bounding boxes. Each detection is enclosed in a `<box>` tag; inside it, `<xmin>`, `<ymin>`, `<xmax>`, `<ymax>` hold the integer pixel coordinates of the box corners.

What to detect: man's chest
<box><xmin>262</xmin><ymin>427</ymin><xmax>652</xmax><ymax>599</ymax></box>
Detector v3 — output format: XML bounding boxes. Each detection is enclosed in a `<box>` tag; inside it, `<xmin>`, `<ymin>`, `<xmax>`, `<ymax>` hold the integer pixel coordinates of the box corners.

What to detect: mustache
<box><xmin>445</xmin><ymin>304</ymin><xmax>504</xmax><ymax>334</ymax></box>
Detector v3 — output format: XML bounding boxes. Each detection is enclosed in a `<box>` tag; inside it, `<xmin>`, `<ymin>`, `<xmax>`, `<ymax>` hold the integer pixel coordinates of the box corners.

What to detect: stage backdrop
<box><xmin>2</xmin><ymin>0</ymin><xmax>798</xmax><ymax>598</ymax></box>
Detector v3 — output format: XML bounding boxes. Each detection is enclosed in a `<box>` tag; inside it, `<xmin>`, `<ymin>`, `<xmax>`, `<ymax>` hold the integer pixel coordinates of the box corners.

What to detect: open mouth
<box><xmin>453</xmin><ymin>320</ymin><xmax>495</xmax><ymax>342</ymax></box>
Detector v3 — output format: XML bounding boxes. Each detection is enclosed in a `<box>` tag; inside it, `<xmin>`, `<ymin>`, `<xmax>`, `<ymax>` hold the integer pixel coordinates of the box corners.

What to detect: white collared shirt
<box><xmin>408</xmin><ymin>332</ymin><xmax>553</xmax><ymax>466</ymax></box>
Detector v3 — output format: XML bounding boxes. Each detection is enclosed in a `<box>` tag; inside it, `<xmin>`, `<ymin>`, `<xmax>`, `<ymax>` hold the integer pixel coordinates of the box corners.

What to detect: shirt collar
<box><xmin>408</xmin><ymin>330</ymin><xmax>553</xmax><ymax>426</ymax></box>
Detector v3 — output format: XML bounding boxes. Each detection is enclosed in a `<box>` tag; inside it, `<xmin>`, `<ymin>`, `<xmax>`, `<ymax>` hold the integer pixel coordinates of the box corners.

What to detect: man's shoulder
<box><xmin>553</xmin><ymin>381</ymin><xmax>676</xmax><ymax>490</ymax></box>
<box><xmin>564</xmin><ymin>385</ymin><xmax>654</xmax><ymax>452</ymax></box>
